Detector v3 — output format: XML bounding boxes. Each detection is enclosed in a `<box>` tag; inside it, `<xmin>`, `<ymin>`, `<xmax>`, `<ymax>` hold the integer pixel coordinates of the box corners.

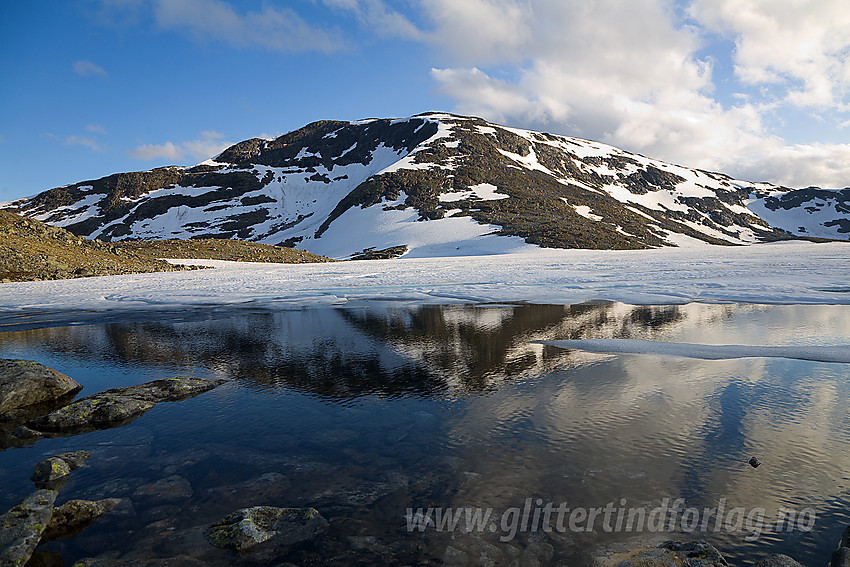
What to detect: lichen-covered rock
<box><xmin>0</xmin><ymin>359</ymin><xmax>81</xmax><ymax>417</ymax></box>
<box><xmin>205</xmin><ymin>506</ymin><xmax>328</xmax><ymax>553</ymax></box>
<box><xmin>40</xmin><ymin>498</ymin><xmax>121</xmax><ymax>542</ymax></box>
<box><xmin>25</xmin><ymin>377</ymin><xmax>225</xmax><ymax>434</ymax></box>
<box><xmin>0</xmin><ymin>489</ymin><xmax>57</xmax><ymax>567</ymax></box>
<box><xmin>30</xmin><ymin>450</ymin><xmax>91</xmax><ymax>488</ymax></box>
<box><xmin>595</xmin><ymin>540</ymin><xmax>728</xmax><ymax>567</ymax></box>
<box><xmin>26</xmin><ymin>395</ymin><xmax>155</xmax><ymax>433</ymax></box>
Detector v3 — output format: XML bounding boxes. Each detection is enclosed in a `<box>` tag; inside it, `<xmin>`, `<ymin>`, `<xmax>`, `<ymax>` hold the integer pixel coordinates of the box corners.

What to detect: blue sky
<box><xmin>2</xmin><ymin>0</ymin><xmax>849</xmax><ymax>202</ymax></box>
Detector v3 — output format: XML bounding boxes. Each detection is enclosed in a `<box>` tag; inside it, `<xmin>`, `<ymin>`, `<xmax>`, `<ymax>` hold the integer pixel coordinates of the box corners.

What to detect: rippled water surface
<box><xmin>1</xmin><ymin>302</ymin><xmax>849</xmax><ymax>566</ymax></box>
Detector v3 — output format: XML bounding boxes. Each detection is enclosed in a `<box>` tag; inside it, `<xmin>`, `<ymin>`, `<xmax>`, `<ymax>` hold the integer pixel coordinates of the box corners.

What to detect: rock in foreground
<box><xmin>0</xmin><ymin>359</ymin><xmax>81</xmax><ymax>417</ymax></box>
<box><xmin>0</xmin><ymin>489</ymin><xmax>57</xmax><ymax>567</ymax></box>
<box><xmin>26</xmin><ymin>377</ymin><xmax>226</xmax><ymax>434</ymax></box>
<box><xmin>30</xmin><ymin>450</ymin><xmax>92</xmax><ymax>489</ymax></box>
<box><xmin>595</xmin><ymin>541</ymin><xmax>728</xmax><ymax>567</ymax></box>
<box><xmin>205</xmin><ymin>506</ymin><xmax>328</xmax><ymax>553</ymax></box>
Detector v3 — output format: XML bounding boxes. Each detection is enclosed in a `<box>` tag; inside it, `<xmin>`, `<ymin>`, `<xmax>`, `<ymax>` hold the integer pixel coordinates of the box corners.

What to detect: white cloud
<box><xmin>65</xmin><ymin>135</ymin><xmax>105</xmax><ymax>152</ymax></box>
<box><xmin>734</xmin><ymin>141</ymin><xmax>850</xmax><ymax>188</ymax></box>
<box><xmin>152</xmin><ymin>0</ymin><xmax>344</xmax><ymax>52</ymax></box>
<box><xmin>199</xmin><ymin>130</ymin><xmax>225</xmax><ymax>139</ymax></box>
<box><xmin>73</xmin><ymin>60</ymin><xmax>108</xmax><ymax>78</ymax></box>
<box><xmin>690</xmin><ymin>0</ymin><xmax>850</xmax><ymax>109</ymax></box>
<box><xmin>421</xmin><ymin>0</ymin><xmax>850</xmax><ymax>187</ymax></box>
<box><xmin>127</xmin><ymin>134</ymin><xmax>231</xmax><ymax>162</ymax></box>
<box><xmin>86</xmin><ymin>124</ymin><xmax>108</xmax><ymax>134</ymax></box>
<box><xmin>322</xmin><ymin>0</ymin><xmax>425</xmax><ymax>40</ymax></box>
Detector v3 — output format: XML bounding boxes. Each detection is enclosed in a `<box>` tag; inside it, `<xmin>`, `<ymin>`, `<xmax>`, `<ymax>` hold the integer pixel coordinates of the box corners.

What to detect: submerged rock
<box><xmin>0</xmin><ymin>488</ymin><xmax>57</xmax><ymax>567</ymax></box>
<box><xmin>0</xmin><ymin>359</ymin><xmax>81</xmax><ymax>417</ymax></box>
<box><xmin>753</xmin><ymin>555</ymin><xmax>805</xmax><ymax>567</ymax></box>
<box><xmin>133</xmin><ymin>475</ymin><xmax>193</xmax><ymax>501</ymax></box>
<box><xmin>30</xmin><ymin>450</ymin><xmax>91</xmax><ymax>489</ymax></box>
<box><xmin>830</xmin><ymin>526</ymin><xmax>850</xmax><ymax>567</ymax></box>
<box><xmin>26</xmin><ymin>377</ymin><xmax>226</xmax><ymax>434</ymax></box>
<box><xmin>40</xmin><ymin>498</ymin><xmax>121</xmax><ymax>542</ymax></box>
<box><xmin>205</xmin><ymin>506</ymin><xmax>328</xmax><ymax>553</ymax></box>
<box><xmin>594</xmin><ymin>540</ymin><xmax>728</xmax><ymax>567</ymax></box>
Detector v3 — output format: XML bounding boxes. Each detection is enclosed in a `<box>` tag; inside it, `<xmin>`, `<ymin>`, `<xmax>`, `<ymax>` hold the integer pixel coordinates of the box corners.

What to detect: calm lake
<box><xmin>1</xmin><ymin>302</ymin><xmax>848</xmax><ymax>566</ymax></box>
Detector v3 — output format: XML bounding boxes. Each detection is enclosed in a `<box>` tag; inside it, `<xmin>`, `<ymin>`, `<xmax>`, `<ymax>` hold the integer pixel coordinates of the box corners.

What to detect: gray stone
<box><xmin>30</xmin><ymin>450</ymin><xmax>91</xmax><ymax>488</ymax></box>
<box><xmin>0</xmin><ymin>359</ymin><xmax>81</xmax><ymax>416</ymax></box>
<box><xmin>753</xmin><ymin>555</ymin><xmax>805</xmax><ymax>567</ymax></box>
<box><xmin>26</xmin><ymin>377</ymin><xmax>225</xmax><ymax>434</ymax></box>
<box><xmin>831</xmin><ymin>547</ymin><xmax>850</xmax><ymax>567</ymax></box>
<box><xmin>205</xmin><ymin>505</ymin><xmax>328</xmax><ymax>553</ymax></box>
<box><xmin>40</xmin><ymin>498</ymin><xmax>121</xmax><ymax>542</ymax></box>
<box><xmin>0</xmin><ymin>489</ymin><xmax>57</xmax><ymax>567</ymax></box>
<box><xmin>594</xmin><ymin>540</ymin><xmax>728</xmax><ymax>567</ymax></box>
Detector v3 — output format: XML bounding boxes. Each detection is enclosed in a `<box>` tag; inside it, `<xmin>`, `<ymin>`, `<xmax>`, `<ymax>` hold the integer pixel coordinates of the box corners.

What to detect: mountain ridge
<box><xmin>3</xmin><ymin>112</ymin><xmax>848</xmax><ymax>259</ymax></box>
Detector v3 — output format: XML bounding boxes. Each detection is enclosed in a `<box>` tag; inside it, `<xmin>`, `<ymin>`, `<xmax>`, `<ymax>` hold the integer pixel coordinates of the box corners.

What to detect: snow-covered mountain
<box><xmin>4</xmin><ymin>112</ymin><xmax>848</xmax><ymax>259</ymax></box>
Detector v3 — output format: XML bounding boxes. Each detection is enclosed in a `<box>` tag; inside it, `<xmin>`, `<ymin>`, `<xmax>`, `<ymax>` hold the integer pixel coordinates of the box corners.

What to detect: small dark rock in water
<box><xmin>30</xmin><ymin>450</ymin><xmax>92</xmax><ymax>489</ymax></box>
<box><xmin>753</xmin><ymin>554</ymin><xmax>805</xmax><ymax>567</ymax></box>
<box><xmin>40</xmin><ymin>498</ymin><xmax>121</xmax><ymax>542</ymax></box>
<box><xmin>830</xmin><ymin>525</ymin><xmax>850</xmax><ymax>567</ymax></box>
<box><xmin>832</xmin><ymin>547</ymin><xmax>850</xmax><ymax>567</ymax></box>
<box><xmin>0</xmin><ymin>359</ymin><xmax>82</xmax><ymax>416</ymax></box>
<box><xmin>206</xmin><ymin>505</ymin><xmax>328</xmax><ymax>553</ymax></box>
<box><xmin>25</xmin><ymin>377</ymin><xmax>226</xmax><ymax>434</ymax></box>
<box><xmin>0</xmin><ymin>489</ymin><xmax>58</xmax><ymax>567</ymax></box>
<box><xmin>748</xmin><ymin>456</ymin><xmax>762</xmax><ymax>468</ymax></box>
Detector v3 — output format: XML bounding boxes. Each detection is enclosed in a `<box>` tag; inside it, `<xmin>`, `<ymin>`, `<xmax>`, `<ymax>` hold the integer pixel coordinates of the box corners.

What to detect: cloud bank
<box><xmin>418</xmin><ymin>0</ymin><xmax>850</xmax><ymax>188</ymax></box>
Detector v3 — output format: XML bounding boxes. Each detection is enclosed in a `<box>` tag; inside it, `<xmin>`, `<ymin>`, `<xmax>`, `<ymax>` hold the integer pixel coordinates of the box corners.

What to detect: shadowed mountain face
<box><xmin>4</xmin><ymin>113</ymin><xmax>847</xmax><ymax>258</ymax></box>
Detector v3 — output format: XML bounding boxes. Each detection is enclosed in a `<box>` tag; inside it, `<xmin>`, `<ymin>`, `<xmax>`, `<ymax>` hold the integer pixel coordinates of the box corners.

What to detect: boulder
<box><xmin>205</xmin><ymin>506</ymin><xmax>328</xmax><ymax>553</ymax></box>
<box><xmin>26</xmin><ymin>377</ymin><xmax>226</xmax><ymax>434</ymax></box>
<box><xmin>40</xmin><ymin>498</ymin><xmax>121</xmax><ymax>542</ymax></box>
<box><xmin>30</xmin><ymin>450</ymin><xmax>91</xmax><ymax>489</ymax></box>
<box><xmin>0</xmin><ymin>489</ymin><xmax>57</xmax><ymax>567</ymax></box>
<box><xmin>753</xmin><ymin>555</ymin><xmax>805</xmax><ymax>567</ymax></box>
<box><xmin>0</xmin><ymin>359</ymin><xmax>81</xmax><ymax>417</ymax></box>
<box><xmin>595</xmin><ymin>540</ymin><xmax>728</xmax><ymax>567</ymax></box>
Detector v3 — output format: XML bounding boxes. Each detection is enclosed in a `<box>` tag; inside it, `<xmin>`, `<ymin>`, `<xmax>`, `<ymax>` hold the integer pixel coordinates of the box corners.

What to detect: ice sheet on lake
<box><xmin>540</xmin><ymin>339</ymin><xmax>850</xmax><ymax>364</ymax></box>
<box><xmin>0</xmin><ymin>242</ymin><xmax>849</xmax><ymax>314</ymax></box>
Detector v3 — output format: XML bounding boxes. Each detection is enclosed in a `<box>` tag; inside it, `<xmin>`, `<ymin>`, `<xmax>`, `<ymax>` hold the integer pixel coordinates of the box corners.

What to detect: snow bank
<box><xmin>540</xmin><ymin>339</ymin><xmax>850</xmax><ymax>364</ymax></box>
<box><xmin>0</xmin><ymin>242</ymin><xmax>848</xmax><ymax>313</ymax></box>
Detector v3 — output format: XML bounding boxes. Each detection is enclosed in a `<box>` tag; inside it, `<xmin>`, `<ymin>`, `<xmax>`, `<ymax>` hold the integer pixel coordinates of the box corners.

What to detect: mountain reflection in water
<box><xmin>0</xmin><ymin>302</ymin><xmax>847</xmax><ymax>566</ymax></box>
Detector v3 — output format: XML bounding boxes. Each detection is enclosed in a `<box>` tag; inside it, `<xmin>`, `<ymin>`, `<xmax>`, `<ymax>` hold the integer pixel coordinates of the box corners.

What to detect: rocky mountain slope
<box><xmin>0</xmin><ymin>209</ymin><xmax>192</xmax><ymax>282</ymax></box>
<box><xmin>3</xmin><ymin>113</ymin><xmax>848</xmax><ymax>259</ymax></box>
<box><xmin>0</xmin><ymin>210</ymin><xmax>333</xmax><ymax>282</ymax></box>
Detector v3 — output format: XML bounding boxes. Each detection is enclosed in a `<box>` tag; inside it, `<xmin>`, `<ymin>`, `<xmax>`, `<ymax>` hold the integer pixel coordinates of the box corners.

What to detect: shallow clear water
<box><xmin>0</xmin><ymin>302</ymin><xmax>848</xmax><ymax>566</ymax></box>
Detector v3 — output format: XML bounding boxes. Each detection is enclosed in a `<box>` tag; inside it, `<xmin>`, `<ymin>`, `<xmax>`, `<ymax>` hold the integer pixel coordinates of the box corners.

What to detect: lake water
<box><xmin>1</xmin><ymin>302</ymin><xmax>848</xmax><ymax>566</ymax></box>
